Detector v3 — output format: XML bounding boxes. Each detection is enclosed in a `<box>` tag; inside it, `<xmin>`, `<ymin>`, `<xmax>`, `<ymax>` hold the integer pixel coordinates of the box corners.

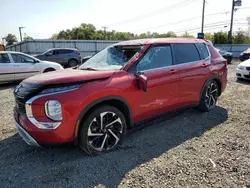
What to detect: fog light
<box><xmin>45</xmin><ymin>100</ymin><xmax>62</xmax><ymax>121</ymax></box>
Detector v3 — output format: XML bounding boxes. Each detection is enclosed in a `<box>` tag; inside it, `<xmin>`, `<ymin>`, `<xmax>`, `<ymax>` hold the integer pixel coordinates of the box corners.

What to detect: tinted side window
<box><xmin>57</xmin><ymin>50</ymin><xmax>73</xmax><ymax>54</ymax></box>
<box><xmin>173</xmin><ymin>43</ymin><xmax>200</xmax><ymax>64</ymax></box>
<box><xmin>136</xmin><ymin>45</ymin><xmax>173</xmax><ymax>72</ymax></box>
<box><xmin>196</xmin><ymin>43</ymin><xmax>209</xmax><ymax>59</ymax></box>
<box><xmin>0</xmin><ymin>54</ymin><xmax>10</xmax><ymax>63</ymax></box>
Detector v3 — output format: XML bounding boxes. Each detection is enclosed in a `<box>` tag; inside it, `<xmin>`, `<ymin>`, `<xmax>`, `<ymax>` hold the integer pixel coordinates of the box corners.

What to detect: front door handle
<box><xmin>14</xmin><ymin>65</ymin><xmax>20</xmax><ymax>67</ymax></box>
<box><xmin>201</xmin><ymin>63</ymin><xmax>209</xmax><ymax>67</ymax></box>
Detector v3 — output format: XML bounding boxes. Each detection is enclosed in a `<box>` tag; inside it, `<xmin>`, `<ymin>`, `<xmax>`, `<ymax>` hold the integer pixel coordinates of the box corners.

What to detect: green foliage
<box><xmin>50</xmin><ymin>23</ymin><xmax>250</xmax><ymax>44</ymax></box>
<box><xmin>181</xmin><ymin>32</ymin><xmax>194</xmax><ymax>38</ymax></box>
<box><xmin>213</xmin><ymin>32</ymin><xmax>228</xmax><ymax>44</ymax></box>
<box><xmin>5</xmin><ymin>34</ymin><xmax>17</xmax><ymax>46</ymax></box>
<box><xmin>233</xmin><ymin>30</ymin><xmax>250</xmax><ymax>44</ymax></box>
<box><xmin>23</xmin><ymin>36</ymin><xmax>33</xmax><ymax>40</ymax></box>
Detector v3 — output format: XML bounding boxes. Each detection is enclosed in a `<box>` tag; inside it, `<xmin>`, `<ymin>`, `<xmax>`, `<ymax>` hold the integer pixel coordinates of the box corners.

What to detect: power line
<box><xmin>106</xmin><ymin>0</ymin><xmax>198</xmax><ymax>27</ymax></box>
<box><xmin>130</xmin><ymin>11</ymin><xmax>230</xmax><ymax>33</ymax></box>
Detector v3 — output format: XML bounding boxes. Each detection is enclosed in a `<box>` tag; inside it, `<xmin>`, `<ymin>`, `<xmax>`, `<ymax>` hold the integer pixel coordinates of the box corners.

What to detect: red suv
<box><xmin>14</xmin><ymin>38</ymin><xmax>227</xmax><ymax>154</ymax></box>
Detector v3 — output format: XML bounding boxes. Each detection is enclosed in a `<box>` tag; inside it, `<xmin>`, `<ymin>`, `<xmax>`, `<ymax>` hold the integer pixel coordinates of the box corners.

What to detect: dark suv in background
<box><xmin>35</xmin><ymin>48</ymin><xmax>81</xmax><ymax>67</ymax></box>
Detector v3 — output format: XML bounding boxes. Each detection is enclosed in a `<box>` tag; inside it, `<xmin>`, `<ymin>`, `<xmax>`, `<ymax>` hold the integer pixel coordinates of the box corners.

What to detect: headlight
<box><xmin>45</xmin><ymin>100</ymin><xmax>62</xmax><ymax>121</ymax></box>
<box><xmin>238</xmin><ymin>65</ymin><xmax>245</xmax><ymax>70</ymax></box>
<box><xmin>40</xmin><ymin>84</ymin><xmax>82</xmax><ymax>95</ymax></box>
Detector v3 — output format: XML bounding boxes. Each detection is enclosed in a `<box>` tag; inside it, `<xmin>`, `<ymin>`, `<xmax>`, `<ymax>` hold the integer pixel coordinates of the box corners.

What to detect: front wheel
<box><xmin>78</xmin><ymin>105</ymin><xmax>126</xmax><ymax>155</ymax></box>
<box><xmin>198</xmin><ymin>80</ymin><xmax>219</xmax><ymax>112</ymax></box>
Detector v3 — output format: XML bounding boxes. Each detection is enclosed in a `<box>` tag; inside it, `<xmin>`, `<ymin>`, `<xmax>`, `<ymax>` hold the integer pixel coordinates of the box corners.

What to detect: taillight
<box><xmin>76</xmin><ymin>51</ymin><xmax>81</xmax><ymax>56</ymax></box>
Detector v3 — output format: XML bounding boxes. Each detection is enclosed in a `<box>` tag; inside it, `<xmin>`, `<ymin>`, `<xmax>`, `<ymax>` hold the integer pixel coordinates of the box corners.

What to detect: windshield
<box><xmin>79</xmin><ymin>45</ymin><xmax>142</xmax><ymax>71</ymax></box>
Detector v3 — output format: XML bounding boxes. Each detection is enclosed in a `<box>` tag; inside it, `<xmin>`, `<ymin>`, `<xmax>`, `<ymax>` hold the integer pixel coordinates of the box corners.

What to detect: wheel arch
<box><xmin>43</xmin><ymin>67</ymin><xmax>55</xmax><ymax>73</ymax></box>
<box><xmin>199</xmin><ymin>75</ymin><xmax>222</xmax><ymax>101</ymax></box>
<box><xmin>74</xmin><ymin>96</ymin><xmax>133</xmax><ymax>144</ymax></box>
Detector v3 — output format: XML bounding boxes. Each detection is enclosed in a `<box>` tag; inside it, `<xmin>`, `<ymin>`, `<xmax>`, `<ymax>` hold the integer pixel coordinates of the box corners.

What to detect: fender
<box><xmin>74</xmin><ymin>95</ymin><xmax>133</xmax><ymax>144</ymax></box>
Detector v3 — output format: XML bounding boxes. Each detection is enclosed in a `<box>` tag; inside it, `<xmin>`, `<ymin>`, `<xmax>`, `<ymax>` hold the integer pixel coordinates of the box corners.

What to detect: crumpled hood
<box><xmin>24</xmin><ymin>69</ymin><xmax>116</xmax><ymax>85</ymax></box>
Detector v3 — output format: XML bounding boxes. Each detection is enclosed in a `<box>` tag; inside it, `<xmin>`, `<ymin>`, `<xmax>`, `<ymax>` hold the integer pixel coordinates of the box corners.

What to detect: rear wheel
<box><xmin>78</xmin><ymin>105</ymin><xmax>126</xmax><ymax>155</ymax></box>
<box><xmin>68</xmin><ymin>59</ymin><xmax>78</xmax><ymax>67</ymax></box>
<box><xmin>198</xmin><ymin>80</ymin><xmax>219</xmax><ymax>112</ymax></box>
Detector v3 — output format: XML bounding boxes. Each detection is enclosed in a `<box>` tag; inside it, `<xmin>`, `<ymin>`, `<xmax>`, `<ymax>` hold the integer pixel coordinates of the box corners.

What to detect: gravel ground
<box><xmin>0</xmin><ymin>60</ymin><xmax>250</xmax><ymax>188</ymax></box>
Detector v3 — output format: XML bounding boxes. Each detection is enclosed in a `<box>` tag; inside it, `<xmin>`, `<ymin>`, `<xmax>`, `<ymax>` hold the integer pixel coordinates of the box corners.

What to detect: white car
<box><xmin>0</xmin><ymin>51</ymin><xmax>64</xmax><ymax>83</ymax></box>
<box><xmin>236</xmin><ymin>59</ymin><xmax>250</xmax><ymax>80</ymax></box>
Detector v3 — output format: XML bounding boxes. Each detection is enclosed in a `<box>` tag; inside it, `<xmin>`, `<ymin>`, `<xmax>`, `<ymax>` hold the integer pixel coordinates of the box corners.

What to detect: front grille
<box><xmin>246</xmin><ymin>67</ymin><xmax>250</xmax><ymax>71</ymax></box>
<box><xmin>15</xmin><ymin>97</ymin><xmax>26</xmax><ymax>115</ymax></box>
<box><xmin>14</xmin><ymin>82</ymin><xmax>43</xmax><ymax>116</ymax></box>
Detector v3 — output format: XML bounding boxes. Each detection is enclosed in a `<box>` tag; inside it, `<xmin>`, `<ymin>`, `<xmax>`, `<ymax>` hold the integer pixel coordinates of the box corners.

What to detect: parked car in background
<box><xmin>0</xmin><ymin>51</ymin><xmax>63</xmax><ymax>83</ymax></box>
<box><xmin>13</xmin><ymin>38</ymin><xmax>227</xmax><ymax>155</ymax></box>
<box><xmin>81</xmin><ymin>55</ymin><xmax>92</xmax><ymax>64</ymax></box>
<box><xmin>236</xmin><ymin>59</ymin><xmax>250</xmax><ymax>80</ymax></box>
<box><xmin>215</xmin><ymin>48</ymin><xmax>233</xmax><ymax>64</ymax></box>
<box><xmin>34</xmin><ymin>48</ymin><xmax>81</xmax><ymax>67</ymax></box>
<box><xmin>239</xmin><ymin>48</ymin><xmax>250</xmax><ymax>61</ymax></box>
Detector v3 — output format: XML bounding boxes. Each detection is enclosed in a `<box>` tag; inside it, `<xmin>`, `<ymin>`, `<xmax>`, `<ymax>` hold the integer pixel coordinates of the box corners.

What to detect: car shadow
<box><xmin>0</xmin><ymin>106</ymin><xmax>228</xmax><ymax>188</ymax></box>
<box><xmin>236</xmin><ymin>78</ymin><xmax>250</xmax><ymax>85</ymax></box>
<box><xmin>0</xmin><ymin>82</ymin><xmax>19</xmax><ymax>91</ymax></box>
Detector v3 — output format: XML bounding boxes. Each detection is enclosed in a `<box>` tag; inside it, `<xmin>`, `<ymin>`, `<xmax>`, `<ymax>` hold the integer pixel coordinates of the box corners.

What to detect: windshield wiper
<box><xmin>80</xmin><ymin>67</ymin><xmax>98</xmax><ymax>71</ymax></box>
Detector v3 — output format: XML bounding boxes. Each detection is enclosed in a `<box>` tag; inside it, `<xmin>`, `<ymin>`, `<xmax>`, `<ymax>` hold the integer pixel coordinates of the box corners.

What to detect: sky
<box><xmin>0</xmin><ymin>0</ymin><xmax>250</xmax><ymax>42</ymax></box>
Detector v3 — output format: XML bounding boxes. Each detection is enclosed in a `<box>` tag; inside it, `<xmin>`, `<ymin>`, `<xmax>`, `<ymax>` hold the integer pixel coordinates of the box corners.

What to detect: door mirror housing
<box><xmin>136</xmin><ymin>72</ymin><xmax>148</xmax><ymax>92</ymax></box>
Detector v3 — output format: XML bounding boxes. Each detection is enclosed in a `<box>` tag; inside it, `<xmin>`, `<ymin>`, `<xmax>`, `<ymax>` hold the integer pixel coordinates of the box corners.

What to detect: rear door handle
<box><xmin>169</xmin><ymin>69</ymin><xmax>177</xmax><ymax>74</ymax></box>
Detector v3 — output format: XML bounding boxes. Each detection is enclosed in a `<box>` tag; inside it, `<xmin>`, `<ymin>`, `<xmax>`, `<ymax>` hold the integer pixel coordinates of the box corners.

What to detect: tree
<box><xmin>181</xmin><ymin>32</ymin><xmax>194</xmax><ymax>38</ymax></box>
<box><xmin>233</xmin><ymin>30</ymin><xmax>250</xmax><ymax>44</ymax></box>
<box><xmin>205</xmin><ymin>33</ymin><xmax>214</xmax><ymax>42</ymax></box>
<box><xmin>213</xmin><ymin>32</ymin><xmax>228</xmax><ymax>44</ymax></box>
<box><xmin>50</xmin><ymin>34</ymin><xmax>58</xmax><ymax>40</ymax></box>
<box><xmin>23</xmin><ymin>35</ymin><xmax>33</xmax><ymax>40</ymax></box>
<box><xmin>5</xmin><ymin>34</ymin><xmax>17</xmax><ymax>46</ymax></box>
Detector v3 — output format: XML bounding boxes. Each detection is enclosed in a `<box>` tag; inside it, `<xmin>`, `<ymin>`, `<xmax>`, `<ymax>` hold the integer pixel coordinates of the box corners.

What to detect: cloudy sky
<box><xmin>0</xmin><ymin>0</ymin><xmax>249</xmax><ymax>41</ymax></box>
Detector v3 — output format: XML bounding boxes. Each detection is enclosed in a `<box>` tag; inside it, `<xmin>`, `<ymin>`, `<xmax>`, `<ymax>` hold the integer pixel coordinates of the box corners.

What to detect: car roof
<box><xmin>0</xmin><ymin>51</ymin><xmax>26</xmax><ymax>54</ymax></box>
<box><xmin>117</xmin><ymin>38</ymin><xmax>209</xmax><ymax>46</ymax></box>
<box><xmin>47</xmin><ymin>48</ymin><xmax>77</xmax><ymax>51</ymax></box>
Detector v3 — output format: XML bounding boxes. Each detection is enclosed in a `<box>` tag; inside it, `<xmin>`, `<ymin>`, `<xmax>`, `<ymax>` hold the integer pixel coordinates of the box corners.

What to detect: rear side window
<box><xmin>136</xmin><ymin>45</ymin><xmax>173</xmax><ymax>72</ymax></box>
<box><xmin>0</xmin><ymin>54</ymin><xmax>10</xmax><ymax>63</ymax></box>
<box><xmin>196</xmin><ymin>43</ymin><xmax>209</xmax><ymax>59</ymax></box>
<box><xmin>57</xmin><ymin>50</ymin><xmax>73</xmax><ymax>54</ymax></box>
<box><xmin>173</xmin><ymin>43</ymin><xmax>200</xmax><ymax>64</ymax></box>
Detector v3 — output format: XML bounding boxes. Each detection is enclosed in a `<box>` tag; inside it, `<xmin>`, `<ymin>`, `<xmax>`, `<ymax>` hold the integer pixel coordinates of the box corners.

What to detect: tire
<box><xmin>78</xmin><ymin>105</ymin><xmax>127</xmax><ymax>155</ymax></box>
<box><xmin>68</xmin><ymin>59</ymin><xmax>78</xmax><ymax>67</ymax></box>
<box><xmin>227</xmin><ymin>56</ymin><xmax>232</xmax><ymax>64</ymax></box>
<box><xmin>43</xmin><ymin>68</ymin><xmax>55</xmax><ymax>73</ymax></box>
<box><xmin>198</xmin><ymin>80</ymin><xmax>219</xmax><ymax>112</ymax></box>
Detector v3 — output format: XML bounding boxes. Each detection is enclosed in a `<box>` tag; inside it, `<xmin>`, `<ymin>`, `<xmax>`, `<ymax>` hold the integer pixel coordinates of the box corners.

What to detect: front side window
<box><xmin>11</xmin><ymin>54</ymin><xmax>36</xmax><ymax>63</ymax></box>
<box><xmin>0</xmin><ymin>54</ymin><xmax>10</xmax><ymax>63</ymax></box>
<box><xmin>45</xmin><ymin>50</ymin><xmax>55</xmax><ymax>56</ymax></box>
<box><xmin>173</xmin><ymin>43</ymin><xmax>200</xmax><ymax>64</ymax></box>
<box><xmin>79</xmin><ymin>45</ymin><xmax>141</xmax><ymax>71</ymax></box>
<box><xmin>136</xmin><ymin>45</ymin><xmax>173</xmax><ymax>72</ymax></box>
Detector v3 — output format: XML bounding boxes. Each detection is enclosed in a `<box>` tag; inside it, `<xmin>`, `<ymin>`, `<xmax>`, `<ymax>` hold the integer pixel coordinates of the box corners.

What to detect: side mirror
<box><xmin>136</xmin><ymin>72</ymin><xmax>148</xmax><ymax>92</ymax></box>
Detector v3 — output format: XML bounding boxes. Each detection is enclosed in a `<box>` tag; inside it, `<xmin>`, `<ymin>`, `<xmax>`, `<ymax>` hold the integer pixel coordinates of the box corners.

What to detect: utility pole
<box><xmin>19</xmin><ymin>27</ymin><xmax>25</xmax><ymax>42</ymax></box>
<box><xmin>102</xmin><ymin>26</ymin><xmax>108</xmax><ymax>40</ymax></box>
<box><xmin>201</xmin><ymin>0</ymin><xmax>206</xmax><ymax>33</ymax></box>
<box><xmin>228</xmin><ymin>0</ymin><xmax>242</xmax><ymax>44</ymax></box>
<box><xmin>2</xmin><ymin>37</ymin><xmax>5</xmax><ymax>45</ymax></box>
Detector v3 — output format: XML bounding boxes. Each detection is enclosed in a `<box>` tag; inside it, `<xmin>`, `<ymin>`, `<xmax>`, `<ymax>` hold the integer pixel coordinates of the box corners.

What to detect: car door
<box><xmin>44</xmin><ymin>50</ymin><xmax>58</xmax><ymax>62</ymax></box>
<box><xmin>128</xmin><ymin>44</ymin><xmax>179</xmax><ymax>122</ymax></box>
<box><xmin>56</xmin><ymin>49</ymin><xmax>70</xmax><ymax>65</ymax></box>
<box><xmin>11</xmin><ymin>53</ymin><xmax>41</xmax><ymax>80</ymax></box>
<box><xmin>0</xmin><ymin>53</ymin><xmax>15</xmax><ymax>82</ymax></box>
<box><xmin>172</xmin><ymin>43</ymin><xmax>211</xmax><ymax>106</ymax></box>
